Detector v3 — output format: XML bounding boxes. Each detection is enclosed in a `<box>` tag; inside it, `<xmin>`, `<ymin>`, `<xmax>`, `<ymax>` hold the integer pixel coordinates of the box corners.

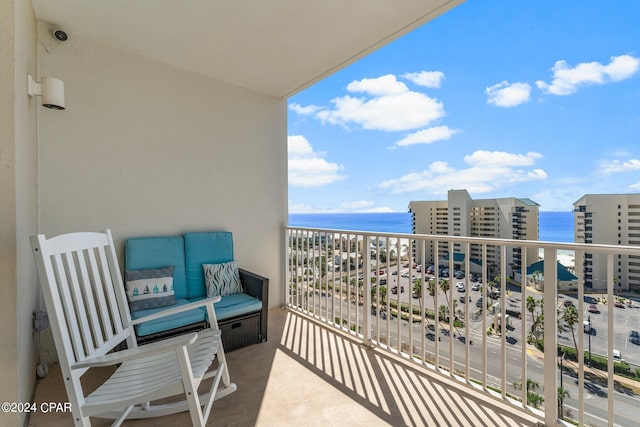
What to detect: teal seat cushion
<box><xmin>184</xmin><ymin>232</ymin><xmax>234</xmax><ymax>299</ymax></box>
<box><xmin>131</xmin><ymin>299</ymin><xmax>205</xmax><ymax>337</ymax></box>
<box><xmin>126</xmin><ymin>236</ymin><xmax>187</xmax><ymax>299</ymax></box>
<box><xmin>213</xmin><ymin>293</ymin><xmax>262</xmax><ymax>321</ymax></box>
<box><xmin>190</xmin><ymin>293</ymin><xmax>262</xmax><ymax>322</ymax></box>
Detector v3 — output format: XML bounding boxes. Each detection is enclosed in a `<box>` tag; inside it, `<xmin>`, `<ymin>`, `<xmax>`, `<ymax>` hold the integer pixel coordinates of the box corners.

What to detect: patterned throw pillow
<box><xmin>125</xmin><ymin>266</ymin><xmax>176</xmax><ymax>312</ymax></box>
<box><xmin>203</xmin><ymin>261</ymin><xmax>243</xmax><ymax>297</ymax></box>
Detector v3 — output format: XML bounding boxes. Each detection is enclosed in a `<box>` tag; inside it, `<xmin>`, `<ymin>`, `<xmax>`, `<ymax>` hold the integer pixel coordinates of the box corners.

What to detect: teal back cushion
<box><xmin>185</xmin><ymin>232</ymin><xmax>234</xmax><ymax>298</ymax></box>
<box><xmin>125</xmin><ymin>236</ymin><xmax>187</xmax><ymax>300</ymax></box>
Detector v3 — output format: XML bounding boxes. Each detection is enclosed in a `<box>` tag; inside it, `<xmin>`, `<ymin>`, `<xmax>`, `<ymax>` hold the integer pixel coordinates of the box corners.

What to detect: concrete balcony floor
<box><xmin>29</xmin><ymin>308</ymin><xmax>542</xmax><ymax>426</ymax></box>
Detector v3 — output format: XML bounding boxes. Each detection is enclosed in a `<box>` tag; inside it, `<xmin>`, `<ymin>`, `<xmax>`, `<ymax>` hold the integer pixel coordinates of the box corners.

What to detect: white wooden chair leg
<box><xmin>176</xmin><ymin>347</ymin><xmax>205</xmax><ymax>427</ymax></box>
<box><xmin>202</xmin><ymin>361</ymin><xmax>225</xmax><ymax>422</ymax></box>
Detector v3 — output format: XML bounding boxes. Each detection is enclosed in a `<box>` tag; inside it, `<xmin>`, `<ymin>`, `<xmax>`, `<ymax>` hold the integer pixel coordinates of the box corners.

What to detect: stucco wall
<box><xmin>0</xmin><ymin>2</ymin><xmax>39</xmax><ymax>426</ymax></box>
<box><xmin>35</xmin><ymin>35</ymin><xmax>287</xmax><ymax>346</ymax></box>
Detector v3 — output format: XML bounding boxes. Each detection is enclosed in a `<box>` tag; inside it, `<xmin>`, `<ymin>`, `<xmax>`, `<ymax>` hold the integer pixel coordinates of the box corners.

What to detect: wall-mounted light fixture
<box><xmin>28</xmin><ymin>74</ymin><xmax>65</xmax><ymax>110</ymax></box>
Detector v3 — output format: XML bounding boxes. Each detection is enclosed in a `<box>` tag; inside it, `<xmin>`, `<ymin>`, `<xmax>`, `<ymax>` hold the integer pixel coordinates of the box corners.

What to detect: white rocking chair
<box><xmin>31</xmin><ymin>230</ymin><xmax>236</xmax><ymax>426</ymax></box>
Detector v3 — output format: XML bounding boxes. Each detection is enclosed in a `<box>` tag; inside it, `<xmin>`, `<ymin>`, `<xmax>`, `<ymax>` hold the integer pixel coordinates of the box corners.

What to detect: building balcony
<box><xmin>285</xmin><ymin>227</ymin><xmax>640</xmax><ymax>427</ymax></box>
<box><xmin>28</xmin><ymin>227</ymin><xmax>640</xmax><ymax>427</ymax></box>
<box><xmin>30</xmin><ymin>308</ymin><xmax>541</xmax><ymax>426</ymax></box>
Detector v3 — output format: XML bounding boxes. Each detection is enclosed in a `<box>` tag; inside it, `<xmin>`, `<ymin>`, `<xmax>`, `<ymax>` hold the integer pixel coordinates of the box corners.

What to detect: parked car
<box><xmin>588</xmin><ymin>304</ymin><xmax>599</xmax><ymax>313</ymax></box>
<box><xmin>456</xmin><ymin>282</ymin><xmax>465</xmax><ymax>292</ymax></box>
<box><xmin>614</xmin><ymin>301</ymin><xmax>625</xmax><ymax>308</ymax></box>
<box><xmin>379</xmin><ymin>278</ymin><xmax>387</xmax><ymax>286</ymax></box>
<box><xmin>454</xmin><ymin>270</ymin><xmax>465</xmax><ymax>279</ymax></box>
<box><xmin>426</xmin><ymin>266</ymin><xmax>435</xmax><ymax>275</ymax></box>
<box><xmin>489</xmin><ymin>291</ymin><xmax>500</xmax><ymax>300</ymax></box>
<box><xmin>563</xmin><ymin>299</ymin><xmax>574</xmax><ymax>307</ymax></box>
<box><xmin>629</xmin><ymin>330</ymin><xmax>640</xmax><ymax>344</ymax></box>
<box><xmin>476</xmin><ymin>297</ymin><xmax>483</xmax><ymax>308</ymax></box>
<box><xmin>471</xmin><ymin>283</ymin><xmax>481</xmax><ymax>291</ymax></box>
<box><xmin>391</xmin><ymin>286</ymin><xmax>405</xmax><ymax>294</ymax></box>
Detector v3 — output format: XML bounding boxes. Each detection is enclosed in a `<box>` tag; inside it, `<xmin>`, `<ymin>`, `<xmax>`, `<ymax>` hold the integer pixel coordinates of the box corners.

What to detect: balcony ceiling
<box><xmin>32</xmin><ymin>0</ymin><xmax>463</xmax><ymax>98</ymax></box>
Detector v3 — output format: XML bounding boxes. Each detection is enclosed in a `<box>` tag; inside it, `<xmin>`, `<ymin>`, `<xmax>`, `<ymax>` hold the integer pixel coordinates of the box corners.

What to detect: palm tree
<box><xmin>512</xmin><ymin>378</ymin><xmax>544</xmax><ymax>408</ymax></box>
<box><xmin>378</xmin><ymin>285</ymin><xmax>387</xmax><ymax>307</ymax></box>
<box><xmin>413</xmin><ymin>278</ymin><xmax>432</xmax><ymax>326</ymax></box>
<box><xmin>526</xmin><ymin>296</ymin><xmax>537</xmax><ymax>325</ymax></box>
<box><xmin>426</xmin><ymin>278</ymin><xmax>436</xmax><ymax>297</ymax></box>
<box><xmin>532</xmin><ymin>270</ymin><xmax>543</xmax><ymax>290</ymax></box>
<box><xmin>413</xmin><ymin>278</ymin><xmax>423</xmax><ymax>300</ymax></box>
<box><xmin>438</xmin><ymin>305</ymin><xmax>449</xmax><ymax>322</ymax></box>
<box><xmin>439</xmin><ymin>278</ymin><xmax>450</xmax><ymax>307</ymax></box>
<box><xmin>562</xmin><ymin>304</ymin><xmax>579</xmax><ymax>355</ymax></box>
<box><xmin>558</xmin><ymin>387</ymin><xmax>570</xmax><ymax>419</ymax></box>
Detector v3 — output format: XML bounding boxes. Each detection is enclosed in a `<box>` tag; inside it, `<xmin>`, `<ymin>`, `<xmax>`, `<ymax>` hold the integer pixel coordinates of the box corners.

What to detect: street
<box><xmin>300</xmin><ymin>263</ymin><xmax>640</xmax><ymax>427</ymax></box>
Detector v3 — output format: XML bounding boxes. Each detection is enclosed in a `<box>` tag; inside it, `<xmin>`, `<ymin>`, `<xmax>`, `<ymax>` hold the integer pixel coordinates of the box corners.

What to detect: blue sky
<box><xmin>287</xmin><ymin>1</ymin><xmax>640</xmax><ymax>213</ymax></box>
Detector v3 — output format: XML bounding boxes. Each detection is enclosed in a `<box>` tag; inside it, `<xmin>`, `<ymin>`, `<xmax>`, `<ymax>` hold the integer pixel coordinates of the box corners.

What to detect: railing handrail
<box><xmin>286</xmin><ymin>225</ymin><xmax>640</xmax><ymax>255</ymax></box>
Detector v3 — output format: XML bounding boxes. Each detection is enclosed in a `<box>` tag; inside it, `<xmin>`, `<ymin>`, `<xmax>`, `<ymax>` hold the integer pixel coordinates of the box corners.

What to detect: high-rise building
<box><xmin>409</xmin><ymin>189</ymin><xmax>539</xmax><ymax>277</ymax></box>
<box><xmin>573</xmin><ymin>194</ymin><xmax>640</xmax><ymax>291</ymax></box>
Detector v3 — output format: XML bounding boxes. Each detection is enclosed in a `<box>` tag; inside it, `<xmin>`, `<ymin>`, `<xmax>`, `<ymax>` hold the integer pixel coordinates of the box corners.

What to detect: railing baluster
<box><xmin>482</xmin><ymin>243</ymin><xmax>487</xmax><ymax>391</ymax></box>
<box><xmin>434</xmin><ymin>242</ymin><xmax>440</xmax><ymax>372</ymax></box>
<box><xmin>500</xmin><ymin>244</ymin><xmax>507</xmax><ymax>398</ymax></box>
<box><xmin>576</xmin><ymin>248</ymin><xmax>585</xmax><ymax>425</ymax></box>
<box><xmin>543</xmin><ymin>247</ymin><xmax>558</xmax><ymax>427</ymax></box>
<box><xmin>464</xmin><ymin>241</ymin><xmax>470</xmax><ymax>382</ymax></box>
<box><xmin>607</xmin><ymin>253</ymin><xmax>614</xmax><ymax>427</ymax></box>
<box><xmin>520</xmin><ymin>245</ymin><xmax>527</xmax><ymax>409</ymax></box>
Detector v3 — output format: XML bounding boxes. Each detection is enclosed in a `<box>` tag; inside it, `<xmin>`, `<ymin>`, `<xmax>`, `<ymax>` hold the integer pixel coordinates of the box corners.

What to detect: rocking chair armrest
<box><xmin>72</xmin><ymin>332</ymin><xmax>200</xmax><ymax>369</ymax></box>
<box><xmin>130</xmin><ymin>296</ymin><xmax>222</xmax><ymax>326</ymax></box>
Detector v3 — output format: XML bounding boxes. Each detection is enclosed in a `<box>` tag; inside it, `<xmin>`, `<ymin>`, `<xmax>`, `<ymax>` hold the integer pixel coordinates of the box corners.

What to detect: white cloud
<box><xmin>627</xmin><ymin>182</ymin><xmax>640</xmax><ymax>191</ymax></box>
<box><xmin>464</xmin><ymin>150</ymin><xmax>542</xmax><ymax>166</ymax></box>
<box><xmin>289</xmin><ymin>103</ymin><xmax>323</xmax><ymax>115</ymax></box>
<box><xmin>288</xmin><ymin>135</ymin><xmax>345</xmax><ymax>187</ymax></box>
<box><xmin>316</xmin><ymin>74</ymin><xmax>445</xmax><ymax>131</ymax></box>
<box><xmin>395</xmin><ymin>126</ymin><xmax>460</xmax><ymax>147</ymax></box>
<box><xmin>486</xmin><ymin>81</ymin><xmax>531</xmax><ymax>107</ymax></box>
<box><xmin>536</xmin><ymin>54</ymin><xmax>640</xmax><ymax>95</ymax></box>
<box><xmin>379</xmin><ymin>150</ymin><xmax>547</xmax><ymax>195</ymax></box>
<box><xmin>402</xmin><ymin>71</ymin><xmax>445</xmax><ymax>88</ymax></box>
<box><xmin>600</xmin><ymin>158</ymin><xmax>640</xmax><ymax>174</ymax></box>
<box><xmin>346</xmin><ymin>74</ymin><xmax>408</xmax><ymax>96</ymax></box>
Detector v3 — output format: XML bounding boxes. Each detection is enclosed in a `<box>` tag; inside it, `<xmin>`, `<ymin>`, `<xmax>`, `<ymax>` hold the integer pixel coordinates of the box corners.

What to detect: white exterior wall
<box><xmin>410</xmin><ymin>190</ymin><xmax>539</xmax><ymax>276</ymax></box>
<box><xmin>0</xmin><ymin>2</ymin><xmax>39</xmax><ymax>426</ymax></box>
<box><xmin>35</xmin><ymin>32</ymin><xmax>287</xmax><ymax>359</ymax></box>
<box><xmin>574</xmin><ymin>194</ymin><xmax>640</xmax><ymax>291</ymax></box>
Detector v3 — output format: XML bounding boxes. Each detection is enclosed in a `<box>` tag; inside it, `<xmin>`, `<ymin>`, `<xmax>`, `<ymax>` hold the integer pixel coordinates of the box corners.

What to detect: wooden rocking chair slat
<box><xmin>75</xmin><ymin>249</ymin><xmax>106</xmax><ymax>348</ymax></box>
<box><xmin>31</xmin><ymin>230</ymin><xmax>235</xmax><ymax>426</ymax></box>
<box><xmin>85</xmin><ymin>248</ymin><xmax>115</xmax><ymax>342</ymax></box>
<box><xmin>96</xmin><ymin>245</ymin><xmax>125</xmax><ymax>334</ymax></box>
<box><xmin>52</xmin><ymin>252</ymin><xmax>87</xmax><ymax>361</ymax></box>
<box><xmin>64</xmin><ymin>251</ymin><xmax>96</xmax><ymax>357</ymax></box>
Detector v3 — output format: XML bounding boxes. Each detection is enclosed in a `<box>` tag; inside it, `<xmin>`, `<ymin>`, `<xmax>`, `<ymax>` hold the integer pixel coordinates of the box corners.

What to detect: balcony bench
<box><xmin>125</xmin><ymin>231</ymin><xmax>268</xmax><ymax>351</ymax></box>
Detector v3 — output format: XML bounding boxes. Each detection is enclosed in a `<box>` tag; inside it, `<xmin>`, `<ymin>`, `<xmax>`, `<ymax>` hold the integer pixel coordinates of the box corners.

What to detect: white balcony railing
<box><xmin>285</xmin><ymin>226</ymin><xmax>640</xmax><ymax>427</ymax></box>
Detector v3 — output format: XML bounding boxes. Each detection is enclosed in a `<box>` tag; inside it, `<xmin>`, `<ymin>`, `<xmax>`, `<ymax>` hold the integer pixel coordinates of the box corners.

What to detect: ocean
<box><xmin>289</xmin><ymin>211</ymin><xmax>574</xmax><ymax>243</ymax></box>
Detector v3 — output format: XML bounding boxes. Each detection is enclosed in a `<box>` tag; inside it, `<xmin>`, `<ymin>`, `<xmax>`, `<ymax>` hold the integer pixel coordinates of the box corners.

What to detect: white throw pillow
<box><xmin>203</xmin><ymin>260</ymin><xmax>243</xmax><ymax>297</ymax></box>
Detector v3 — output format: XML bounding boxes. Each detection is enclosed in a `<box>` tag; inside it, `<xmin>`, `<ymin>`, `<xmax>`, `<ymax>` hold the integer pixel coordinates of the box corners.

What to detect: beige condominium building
<box><xmin>409</xmin><ymin>189</ymin><xmax>539</xmax><ymax>278</ymax></box>
<box><xmin>574</xmin><ymin>194</ymin><xmax>640</xmax><ymax>291</ymax></box>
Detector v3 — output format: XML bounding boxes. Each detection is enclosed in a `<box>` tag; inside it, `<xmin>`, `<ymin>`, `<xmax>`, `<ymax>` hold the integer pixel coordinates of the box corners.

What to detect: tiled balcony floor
<box><xmin>29</xmin><ymin>308</ymin><xmax>542</xmax><ymax>426</ymax></box>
